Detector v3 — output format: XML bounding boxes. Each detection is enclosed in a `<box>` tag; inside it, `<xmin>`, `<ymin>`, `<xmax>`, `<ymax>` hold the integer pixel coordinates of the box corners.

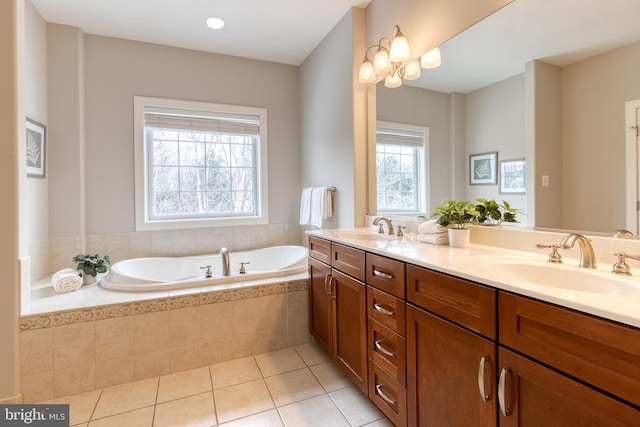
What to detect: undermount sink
<box><xmin>478</xmin><ymin>258</ymin><xmax>640</xmax><ymax>295</ymax></box>
<box><xmin>331</xmin><ymin>231</ymin><xmax>395</xmax><ymax>241</ymax></box>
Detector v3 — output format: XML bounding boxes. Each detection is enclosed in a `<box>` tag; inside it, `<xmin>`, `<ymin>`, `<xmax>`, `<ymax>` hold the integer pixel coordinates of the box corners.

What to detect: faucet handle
<box><xmin>200</xmin><ymin>265</ymin><xmax>213</xmax><ymax>278</ymax></box>
<box><xmin>396</xmin><ymin>226</ymin><xmax>406</xmax><ymax>238</ymax></box>
<box><xmin>377</xmin><ymin>223</ymin><xmax>384</xmax><ymax>234</ymax></box>
<box><xmin>612</xmin><ymin>252</ymin><xmax>640</xmax><ymax>275</ymax></box>
<box><xmin>536</xmin><ymin>243</ymin><xmax>563</xmax><ymax>263</ymax></box>
<box><xmin>239</xmin><ymin>262</ymin><xmax>250</xmax><ymax>274</ymax></box>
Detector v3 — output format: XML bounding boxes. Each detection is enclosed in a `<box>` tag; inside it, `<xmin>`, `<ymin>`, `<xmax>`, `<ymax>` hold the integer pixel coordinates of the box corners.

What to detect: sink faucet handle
<box><xmin>377</xmin><ymin>223</ymin><xmax>384</xmax><ymax>234</ymax></box>
<box><xmin>397</xmin><ymin>226</ymin><xmax>406</xmax><ymax>238</ymax></box>
<box><xmin>536</xmin><ymin>243</ymin><xmax>563</xmax><ymax>263</ymax></box>
<box><xmin>612</xmin><ymin>252</ymin><xmax>640</xmax><ymax>275</ymax></box>
<box><xmin>200</xmin><ymin>265</ymin><xmax>213</xmax><ymax>278</ymax></box>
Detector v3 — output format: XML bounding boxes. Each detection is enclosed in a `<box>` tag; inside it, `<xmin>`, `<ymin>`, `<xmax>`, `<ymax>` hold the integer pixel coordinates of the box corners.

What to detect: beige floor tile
<box><xmin>295</xmin><ymin>341</ymin><xmax>332</xmax><ymax>366</ymax></box>
<box><xmin>330</xmin><ymin>386</ymin><xmax>385</xmax><ymax>426</ymax></box>
<box><xmin>219</xmin><ymin>409</ymin><xmax>284</xmax><ymax>427</ymax></box>
<box><xmin>255</xmin><ymin>347</ymin><xmax>306</xmax><ymax>377</ymax></box>
<box><xmin>214</xmin><ymin>379</ymin><xmax>275</xmax><ymax>424</ymax></box>
<box><xmin>264</xmin><ymin>368</ymin><xmax>325</xmax><ymax>407</ymax></box>
<box><xmin>92</xmin><ymin>377</ymin><xmax>158</xmax><ymax>419</ymax></box>
<box><xmin>310</xmin><ymin>362</ymin><xmax>351</xmax><ymax>393</ymax></box>
<box><xmin>153</xmin><ymin>392</ymin><xmax>216</xmax><ymax>427</ymax></box>
<box><xmin>157</xmin><ymin>366</ymin><xmax>211</xmax><ymax>403</ymax></box>
<box><xmin>72</xmin><ymin>423</ymin><xmax>88</xmax><ymax>427</ymax></box>
<box><xmin>363</xmin><ymin>418</ymin><xmax>394</xmax><ymax>427</ymax></box>
<box><xmin>89</xmin><ymin>406</ymin><xmax>154</xmax><ymax>427</ymax></box>
<box><xmin>209</xmin><ymin>356</ymin><xmax>262</xmax><ymax>390</ymax></box>
<box><xmin>278</xmin><ymin>394</ymin><xmax>350</xmax><ymax>427</ymax></box>
<box><xmin>45</xmin><ymin>389</ymin><xmax>102</xmax><ymax>425</ymax></box>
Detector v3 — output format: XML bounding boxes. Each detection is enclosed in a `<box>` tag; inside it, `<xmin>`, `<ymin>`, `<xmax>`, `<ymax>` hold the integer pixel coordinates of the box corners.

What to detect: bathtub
<box><xmin>101</xmin><ymin>245</ymin><xmax>308</xmax><ymax>291</ymax></box>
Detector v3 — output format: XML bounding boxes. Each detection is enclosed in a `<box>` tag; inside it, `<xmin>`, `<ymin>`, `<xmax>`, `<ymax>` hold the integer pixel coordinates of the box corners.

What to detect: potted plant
<box><xmin>431</xmin><ymin>200</ymin><xmax>479</xmax><ymax>247</ymax></box>
<box><xmin>72</xmin><ymin>253</ymin><xmax>110</xmax><ymax>285</ymax></box>
<box><xmin>474</xmin><ymin>198</ymin><xmax>523</xmax><ymax>225</ymax></box>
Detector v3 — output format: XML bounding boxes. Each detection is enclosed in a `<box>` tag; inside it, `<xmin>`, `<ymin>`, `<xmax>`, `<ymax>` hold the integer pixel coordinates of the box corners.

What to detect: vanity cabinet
<box><xmin>406</xmin><ymin>265</ymin><xmax>497</xmax><ymax>426</ymax></box>
<box><xmin>308</xmin><ymin>236</ymin><xmax>368</xmax><ymax>394</ymax></box>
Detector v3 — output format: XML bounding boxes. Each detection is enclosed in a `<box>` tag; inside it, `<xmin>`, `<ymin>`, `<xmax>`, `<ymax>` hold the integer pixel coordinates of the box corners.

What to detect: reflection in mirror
<box><xmin>372</xmin><ymin>0</ymin><xmax>640</xmax><ymax>235</ymax></box>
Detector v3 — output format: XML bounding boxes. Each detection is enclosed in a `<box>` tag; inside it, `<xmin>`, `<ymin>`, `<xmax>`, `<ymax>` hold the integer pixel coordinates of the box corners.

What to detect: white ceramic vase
<box><xmin>448</xmin><ymin>228</ymin><xmax>470</xmax><ymax>248</ymax></box>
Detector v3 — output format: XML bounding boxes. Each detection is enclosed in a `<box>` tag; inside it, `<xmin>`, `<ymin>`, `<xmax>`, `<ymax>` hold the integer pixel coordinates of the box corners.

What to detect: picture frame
<box><xmin>469</xmin><ymin>152</ymin><xmax>497</xmax><ymax>185</ymax></box>
<box><xmin>26</xmin><ymin>118</ymin><xmax>46</xmax><ymax>178</ymax></box>
<box><xmin>499</xmin><ymin>159</ymin><xmax>526</xmax><ymax>194</ymax></box>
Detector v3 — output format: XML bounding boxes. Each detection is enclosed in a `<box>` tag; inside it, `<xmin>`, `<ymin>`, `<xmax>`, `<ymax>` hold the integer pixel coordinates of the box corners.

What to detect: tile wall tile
<box><xmin>133</xmin><ymin>350</ymin><xmax>171</xmax><ymax>381</ymax></box>
<box><xmin>232</xmin><ymin>328</ymin><xmax>287</xmax><ymax>359</ymax></box>
<box><xmin>95</xmin><ymin>356</ymin><xmax>134</xmax><ymax>389</ymax></box>
<box><xmin>201</xmin><ymin>301</ymin><xmax>235</xmax><ymax>341</ymax></box>
<box><xmin>133</xmin><ymin>311</ymin><xmax>170</xmax><ymax>354</ymax></box>
<box><xmin>53</xmin><ymin>363</ymin><xmax>95</xmax><ymax>398</ymax></box>
<box><xmin>19</xmin><ymin>328</ymin><xmax>52</xmax><ymax>375</ymax></box>
<box><xmin>52</xmin><ymin>322</ymin><xmax>95</xmax><ymax>370</ymax></box>
<box><xmin>201</xmin><ymin>337</ymin><xmax>235</xmax><ymax>366</ymax></box>
<box><xmin>169</xmin><ymin>306</ymin><xmax>202</xmax><ymax>347</ymax></box>
<box><xmin>169</xmin><ymin>343</ymin><xmax>203</xmax><ymax>372</ymax></box>
<box><xmin>21</xmin><ymin>372</ymin><xmax>53</xmax><ymax>403</ymax></box>
<box><xmin>95</xmin><ymin>316</ymin><xmax>133</xmax><ymax>361</ymax></box>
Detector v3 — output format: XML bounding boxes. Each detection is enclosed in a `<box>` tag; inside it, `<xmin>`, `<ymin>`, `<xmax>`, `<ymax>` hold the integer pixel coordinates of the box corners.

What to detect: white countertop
<box><xmin>308</xmin><ymin>228</ymin><xmax>640</xmax><ymax>329</ymax></box>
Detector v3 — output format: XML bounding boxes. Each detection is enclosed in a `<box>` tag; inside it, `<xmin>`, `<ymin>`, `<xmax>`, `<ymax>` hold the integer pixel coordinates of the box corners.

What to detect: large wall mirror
<box><xmin>372</xmin><ymin>0</ymin><xmax>640</xmax><ymax>235</ymax></box>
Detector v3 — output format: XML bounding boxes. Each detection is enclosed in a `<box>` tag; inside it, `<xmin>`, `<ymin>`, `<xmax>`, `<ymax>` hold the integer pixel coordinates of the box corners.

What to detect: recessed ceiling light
<box><xmin>206</xmin><ymin>17</ymin><xmax>225</xmax><ymax>30</ymax></box>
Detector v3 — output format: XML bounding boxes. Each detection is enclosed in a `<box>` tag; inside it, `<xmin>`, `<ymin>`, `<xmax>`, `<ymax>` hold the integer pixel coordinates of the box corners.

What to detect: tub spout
<box><xmin>221</xmin><ymin>247</ymin><xmax>230</xmax><ymax>276</ymax></box>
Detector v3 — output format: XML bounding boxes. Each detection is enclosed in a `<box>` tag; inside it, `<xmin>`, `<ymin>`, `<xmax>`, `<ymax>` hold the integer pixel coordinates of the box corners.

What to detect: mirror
<box><xmin>373</xmin><ymin>0</ymin><xmax>640</xmax><ymax>235</ymax></box>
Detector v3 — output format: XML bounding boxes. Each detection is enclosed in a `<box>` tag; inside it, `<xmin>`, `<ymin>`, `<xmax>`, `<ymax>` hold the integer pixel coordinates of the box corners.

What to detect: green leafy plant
<box><xmin>431</xmin><ymin>200</ymin><xmax>480</xmax><ymax>229</ymax></box>
<box><xmin>474</xmin><ymin>198</ymin><xmax>523</xmax><ymax>224</ymax></box>
<box><xmin>72</xmin><ymin>254</ymin><xmax>110</xmax><ymax>277</ymax></box>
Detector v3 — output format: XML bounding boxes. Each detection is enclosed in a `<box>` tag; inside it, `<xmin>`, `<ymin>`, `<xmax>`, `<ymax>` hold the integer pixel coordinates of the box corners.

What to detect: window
<box><xmin>376</xmin><ymin>121</ymin><xmax>428</xmax><ymax>214</ymax></box>
<box><xmin>134</xmin><ymin>97</ymin><xmax>268</xmax><ymax>230</ymax></box>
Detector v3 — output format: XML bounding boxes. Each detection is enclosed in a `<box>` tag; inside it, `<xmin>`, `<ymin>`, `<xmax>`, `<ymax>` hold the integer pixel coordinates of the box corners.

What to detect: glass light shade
<box><xmin>205</xmin><ymin>17</ymin><xmax>225</xmax><ymax>30</ymax></box>
<box><xmin>384</xmin><ymin>71</ymin><xmax>402</xmax><ymax>88</ymax></box>
<box><xmin>421</xmin><ymin>46</ymin><xmax>442</xmax><ymax>69</ymax></box>
<box><xmin>404</xmin><ymin>60</ymin><xmax>421</xmax><ymax>80</ymax></box>
<box><xmin>358</xmin><ymin>61</ymin><xmax>376</xmax><ymax>84</ymax></box>
<box><xmin>373</xmin><ymin>48</ymin><xmax>391</xmax><ymax>74</ymax></box>
<box><xmin>389</xmin><ymin>35</ymin><xmax>410</xmax><ymax>62</ymax></box>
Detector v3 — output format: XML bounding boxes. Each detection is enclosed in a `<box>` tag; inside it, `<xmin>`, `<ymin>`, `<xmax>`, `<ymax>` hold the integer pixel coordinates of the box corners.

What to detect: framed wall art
<box><xmin>469</xmin><ymin>152</ymin><xmax>497</xmax><ymax>185</ymax></box>
<box><xmin>26</xmin><ymin>117</ymin><xmax>46</xmax><ymax>178</ymax></box>
<box><xmin>500</xmin><ymin>159</ymin><xmax>526</xmax><ymax>194</ymax></box>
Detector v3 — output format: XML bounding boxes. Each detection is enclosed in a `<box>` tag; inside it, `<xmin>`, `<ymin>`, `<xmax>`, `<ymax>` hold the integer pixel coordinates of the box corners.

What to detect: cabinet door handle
<box><xmin>323</xmin><ymin>273</ymin><xmax>331</xmax><ymax>296</ymax></box>
<box><xmin>372</xmin><ymin>269</ymin><xmax>394</xmax><ymax>280</ymax></box>
<box><xmin>498</xmin><ymin>367</ymin><xmax>512</xmax><ymax>417</ymax></box>
<box><xmin>374</xmin><ymin>340</ymin><xmax>396</xmax><ymax>357</ymax></box>
<box><xmin>375</xmin><ymin>384</ymin><xmax>397</xmax><ymax>405</ymax></box>
<box><xmin>328</xmin><ymin>276</ymin><xmax>336</xmax><ymax>299</ymax></box>
<box><xmin>373</xmin><ymin>303</ymin><xmax>395</xmax><ymax>316</ymax></box>
<box><xmin>477</xmin><ymin>356</ymin><xmax>491</xmax><ymax>402</ymax></box>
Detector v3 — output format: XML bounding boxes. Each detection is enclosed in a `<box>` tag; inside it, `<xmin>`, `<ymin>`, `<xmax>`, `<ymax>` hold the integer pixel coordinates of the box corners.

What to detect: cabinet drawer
<box><xmin>366</xmin><ymin>253</ymin><xmax>405</xmax><ymax>298</ymax></box>
<box><xmin>369</xmin><ymin>359</ymin><xmax>407</xmax><ymax>427</ymax></box>
<box><xmin>368</xmin><ymin>318</ymin><xmax>406</xmax><ymax>386</ymax></box>
<box><xmin>499</xmin><ymin>292</ymin><xmax>640</xmax><ymax>407</ymax></box>
<box><xmin>308</xmin><ymin>236</ymin><xmax>331</xmax><ymax>264</ymax></box>
<box><xmin>332</xmin><ymin>243</ymin><xmax>365</xmax><ymax>281</ymax></box>
<box><xmin>368</xmin><ymin>286</ymin><xmax>406</xmax><ymax>336</ymax></box>
<box><xmin>406</xmin><ymin>264</ymin><xmax>496</xmax><ymax>340</ymax></box>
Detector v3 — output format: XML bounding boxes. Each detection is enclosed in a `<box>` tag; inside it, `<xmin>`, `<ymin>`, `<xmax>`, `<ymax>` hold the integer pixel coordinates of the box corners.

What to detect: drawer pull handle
<box><xmin>498</xmin><ymin>368</ymin><xmax>512</xmax><ymax>417</ymax></box>
<box><xmin>374</xmin><ymin>340</ymin><xmax>396</xmax><ymax>357</ymax></box>
<box><xmin>373</xmin><ymin>269</ymin><xmax>394</xmax><ymax>280</ymax></box>
<box><xmin>373</xmin><ymin>303</ymin><xmax>395</xmax><ymax>316</ymax></box>
<box><xmin>477</xmin><ymin>356</ymin><xmax>491</xmax><ymax>402</ymax></box>
<box><xmin>375</xmin><ymin>384</ymin><xmax>397</xmax><ymax>406</ymax></box>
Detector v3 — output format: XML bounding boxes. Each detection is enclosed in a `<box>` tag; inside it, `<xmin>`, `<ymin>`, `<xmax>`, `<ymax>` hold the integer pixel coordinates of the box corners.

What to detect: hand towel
<box><xmin>418</xmin><ymin>219</ymin><xmax>447</xmax><ymax>234</ymax></box>
<box><xmin>51</xmin><ymin>268</ymin><xmax>83</xmax><ymax>293</ymax></box>
<box><xmin>417</xmin><ymin>233</ymin><xmax>449</xmax><ymax>245</ymax></box>
<box><xmin>299</xmin><ymin>187</ymin><xmax>313</xmax><ymax>225</ymax></box>
<box><xmin>300</xmin><ymin>187</ymin><xmax>333</xmax><ymax>228</ymax></box>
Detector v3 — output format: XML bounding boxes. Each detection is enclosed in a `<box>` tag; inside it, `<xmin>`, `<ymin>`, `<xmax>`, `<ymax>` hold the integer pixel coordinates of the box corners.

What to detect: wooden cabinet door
<box><xmin>308</xmin><ymin>257</ymin><xmax>332</xmax><ymax>355</ymax></box>
<box><xmin>407</xmin><ymin>304</ymin><xmax>497</xmax><ymax>427</ymax></box>
<box><xmin>498</xmin><ymin>347</ymin><xmax>640</xmax><ymax>426</ymax></box>
<box><xmin>332</xmin><ymin>269</ymin><xmax>368</xmax><ymax>394</ymax></box>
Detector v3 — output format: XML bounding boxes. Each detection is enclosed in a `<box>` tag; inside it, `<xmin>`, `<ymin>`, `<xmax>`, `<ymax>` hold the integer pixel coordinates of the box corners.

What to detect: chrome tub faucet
<box><xmin>221</xmin><ymin>247</ymin><xmax>230</xmax><ymax>276</ymax></box>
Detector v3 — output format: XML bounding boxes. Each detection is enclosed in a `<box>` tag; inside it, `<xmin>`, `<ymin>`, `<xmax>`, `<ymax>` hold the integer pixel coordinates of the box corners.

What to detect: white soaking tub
<box><xmin>101</xmin><ymin>245</ymin><xmax>308</xmax><ymax>291</ymax></box>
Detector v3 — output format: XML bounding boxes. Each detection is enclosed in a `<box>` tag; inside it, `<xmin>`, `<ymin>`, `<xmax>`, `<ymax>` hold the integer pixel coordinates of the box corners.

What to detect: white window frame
<box><xmin>134</xmin><ymin>96</ymin><xmax>269</xmax><ymax>231</ymax></box>
<box><xmin>376</xmin><ymin>121</ymin><xmax>429</xmax><ymax>216</ymax></box>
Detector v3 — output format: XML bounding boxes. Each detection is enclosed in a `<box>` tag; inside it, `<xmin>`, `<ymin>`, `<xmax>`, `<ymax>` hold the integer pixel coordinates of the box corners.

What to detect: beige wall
<box><xmin>0</xmin><ymin>0</ymin><xmax>22</xmax><ymax>405</ymax></box>
<box><xmin>561</xmin><ymin>40</ymin><xmax>640</xmax><ymax>232</ymax></box>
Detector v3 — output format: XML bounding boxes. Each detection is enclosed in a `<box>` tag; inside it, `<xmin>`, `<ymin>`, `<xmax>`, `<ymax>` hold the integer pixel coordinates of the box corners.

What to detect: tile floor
<box><xmin>43</xmin><ymin>341</ymin><xmax>392</xmax><ymax>427</ymax></box>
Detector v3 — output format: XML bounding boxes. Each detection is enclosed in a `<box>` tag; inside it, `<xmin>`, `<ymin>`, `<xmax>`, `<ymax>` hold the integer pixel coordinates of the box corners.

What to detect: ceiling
<box><xmin>30</xmin><ymin>0</ymin><xmax>640</xmax><ymax>93</ymax></box>
<box><xmin>30</xmin><ymin>0</ymin><xmax>371</xmax><ymax>66</ymax></box>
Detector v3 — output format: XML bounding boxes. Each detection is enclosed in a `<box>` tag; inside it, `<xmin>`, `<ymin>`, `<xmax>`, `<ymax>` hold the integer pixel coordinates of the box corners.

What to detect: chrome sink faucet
<box><xmin>220</xmin><ymin>247</ymin><xmax>230</xmax><ymax>276</ymax></box>
<box><xmin>559</xmin><ymin>233</ymin><xmax>596</xmax><ymax>268</ymax></box>
<box><xmin>373</xmin><ymin>217</ymin><xmax>395</xmax><ymax>236</ymax></box>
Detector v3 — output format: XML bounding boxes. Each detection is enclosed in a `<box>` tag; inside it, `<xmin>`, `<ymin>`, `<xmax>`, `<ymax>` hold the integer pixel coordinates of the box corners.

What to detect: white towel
<box><xmin>300</xmin><ymin>187</ymin><xmax>333</xmax><ymax>228</ymax></box>
<box><xmin>418</xmin><ymin>220</ymin><xmax>447</xmax><ymax>234</ymax></box>
<box><xmin>51</xmin><ymin>268</ymin><xmax>83</xmax><ymax>293</ymax></box>
<box><xmin>417</xmin><ymin>233</ymin><xmax>449</xmax><ymax>245</ymax></box>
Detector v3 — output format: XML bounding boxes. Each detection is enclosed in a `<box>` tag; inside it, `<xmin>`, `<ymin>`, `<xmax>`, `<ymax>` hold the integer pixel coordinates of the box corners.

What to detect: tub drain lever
<box><xmin>239</xmin><ymin>262</ymin><xmax>251</xmax><ymax>274</ymax></box>
<box><xmin>200</xmin><ymin>265</ymin><xmax>213</xmax><ymax>278</ymax></box>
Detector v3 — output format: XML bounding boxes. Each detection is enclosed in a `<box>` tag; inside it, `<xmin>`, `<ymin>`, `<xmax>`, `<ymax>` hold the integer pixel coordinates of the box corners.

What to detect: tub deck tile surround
<box><xmin>19</xmin><ymin>278</ymin><xmax>310</xmax><ymax>402</ymax></box>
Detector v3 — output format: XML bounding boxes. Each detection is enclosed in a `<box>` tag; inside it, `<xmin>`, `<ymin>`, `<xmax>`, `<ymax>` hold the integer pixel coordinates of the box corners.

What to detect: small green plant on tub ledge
<box><xmin>431</xmin><ymin>200</ymin><xmax>480</xmax><ymax>229</ymax></box>
<box><xmin>72</xmin><ymin>253</ymin><xmax>110</xmax><ymax>284</ymax></box>
<box><xmin>474</xmin><ymin>197</ymin><xmax>523</xmax><ymax>224</ymax></box>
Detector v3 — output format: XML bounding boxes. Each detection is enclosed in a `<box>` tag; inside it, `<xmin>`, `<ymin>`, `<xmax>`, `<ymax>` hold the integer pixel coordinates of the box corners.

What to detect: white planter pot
<box><xmin>448</xmin><ymin>228</ymin><xmax>470</xmax><ymax>248</ymax></box>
